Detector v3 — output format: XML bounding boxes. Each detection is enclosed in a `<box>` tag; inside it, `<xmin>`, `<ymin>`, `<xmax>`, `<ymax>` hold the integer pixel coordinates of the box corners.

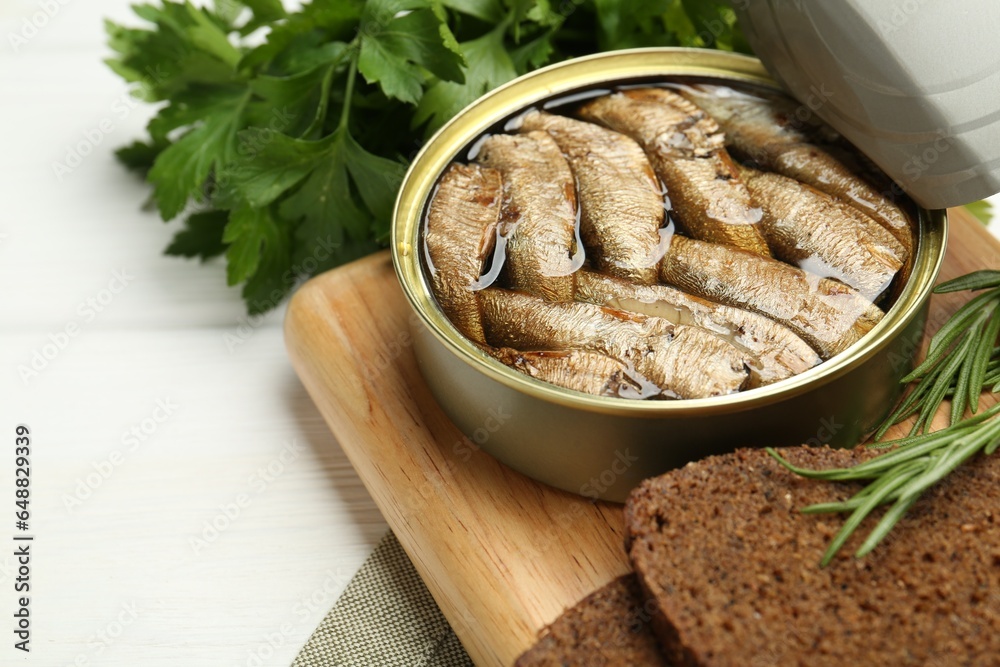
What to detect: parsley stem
<box><xmin>338</xmin><ymin>56</ymin><xmax>358</xmax><ymax>132</ymax></box>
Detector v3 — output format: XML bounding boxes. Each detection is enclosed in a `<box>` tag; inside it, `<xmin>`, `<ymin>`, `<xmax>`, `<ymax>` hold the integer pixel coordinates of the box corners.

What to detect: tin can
<box><xmin>392</xmin><ymin>48</ymin><xmax>947</xmax><ymax>502</ymax></box>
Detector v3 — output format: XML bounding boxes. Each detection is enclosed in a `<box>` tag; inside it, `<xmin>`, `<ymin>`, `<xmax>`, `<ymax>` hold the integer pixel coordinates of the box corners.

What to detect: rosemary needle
<box><xmin>768</xmin><ymin>269</ymin><xmax>1000</xmax><ymax>566</ymax></box>
<box><xmin>874</xmin><ymin>270</ymin><xmax>1000</xmax><ymax>439</ymax></box>
<box><xmin>767</xmin><ymin>414</ymin><xmax>1000</xmax><ymax>566</ymax></box>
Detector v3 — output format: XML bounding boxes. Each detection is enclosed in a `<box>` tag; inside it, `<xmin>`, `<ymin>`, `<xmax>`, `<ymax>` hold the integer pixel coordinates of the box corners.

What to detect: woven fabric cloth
<box><xmin>292</xmin><ymin>532</ymin><xmax>475</xmax><ymax>667</ymax></box>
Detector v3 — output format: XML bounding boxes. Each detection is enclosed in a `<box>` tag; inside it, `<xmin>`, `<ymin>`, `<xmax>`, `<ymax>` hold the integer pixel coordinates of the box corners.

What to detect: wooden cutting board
<box><xmin>284</xmin><ymin>207</ymin><xmax>998</xmax><ymax>667</ymax></box>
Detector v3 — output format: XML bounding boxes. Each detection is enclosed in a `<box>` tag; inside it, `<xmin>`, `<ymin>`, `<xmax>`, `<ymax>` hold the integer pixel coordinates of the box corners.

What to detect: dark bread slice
<box><xmin>515</xmin><ymin>574</ymin><xmax>672</xmax><ymax>666</ymax></box>
<box><xmin>625</xmin><ymin>446</ymin><xmax>1000</xmax><ymax>667</ymax></box>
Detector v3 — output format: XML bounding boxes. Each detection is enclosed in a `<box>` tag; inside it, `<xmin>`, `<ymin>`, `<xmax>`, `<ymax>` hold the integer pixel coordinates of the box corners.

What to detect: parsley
<box><xmin>107</xmin><ymin>0</ymin><xmax>747</xmax><ymax>313</ymax></box>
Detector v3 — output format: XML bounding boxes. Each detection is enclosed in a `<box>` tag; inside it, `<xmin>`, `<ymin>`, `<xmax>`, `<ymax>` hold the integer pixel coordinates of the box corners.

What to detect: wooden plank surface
<box><xmin>284</xmin><ymin>207</ymin><xmax>998</xmax><ymax>667</ymax></box>
<box><xmin>2</xmin><ymin>2</ymin><xmax>390</xmax><ymax>664</ymax></box>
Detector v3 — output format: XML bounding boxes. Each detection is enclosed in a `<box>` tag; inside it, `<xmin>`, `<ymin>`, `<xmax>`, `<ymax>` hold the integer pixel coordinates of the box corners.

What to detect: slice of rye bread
<box><xmin>625</xmin><ymin>446</ymin><xmax>1000</xmax><ymax>667</ymax></box>
<box><xmin>514</xmin><ymin>574</ymin><xmax>672</xmax><ymax>666</ymax></box>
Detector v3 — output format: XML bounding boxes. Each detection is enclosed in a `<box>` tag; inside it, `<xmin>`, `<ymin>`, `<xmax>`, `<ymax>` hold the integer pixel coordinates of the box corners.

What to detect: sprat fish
<box><xmin>479</xmin><ymin>288</ymin><xmax>751</xmax><ymax>398</ymax></box>
<box><xmin>679</xmin><ymin>84</ymin><xmax>913</xmax><ymax>257</ymax></box>
<box><xmin>423</xmin><ymin>163</ymin><xmax>502</xmax><ymax>344</ymax></box>
<box><xmin>740</xmin><ymin>164</ymin><xmax>905</xmax><ymax>301</ymax></box>
<box><xmin>490</xmin><ymin>347</ymin><xmax>659</xmax><ymax>399</ymax></box>
<box><xmin>477</xmin><ymin>131</ymin><xmax>581</xmax><ymax>301</ymax></box>
<box><xmin>575</xmin><ymin>269</ymin><xmax>820</xmax><ymax>386</ymax></box>
<box><xmin>578</xmin><ymin>88</ymin><xmax>771</xmax><ymax>256</ymax></box>
<box><xmin>519</xmin><ymin>110</ymin><xmax>665</xmax><ymax>285</ymax></box>
<box><xmin>658</xmin><ymin>236</ymin><xmax>884</xmax><ymax>359</ymax></box>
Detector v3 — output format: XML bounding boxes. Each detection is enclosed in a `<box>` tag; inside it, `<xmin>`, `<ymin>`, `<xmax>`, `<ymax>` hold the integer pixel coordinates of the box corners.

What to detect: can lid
<box><xmin>735</xmin><ymin>2</ymin><xmax>1000</xmax><ymax>209</ymax></box>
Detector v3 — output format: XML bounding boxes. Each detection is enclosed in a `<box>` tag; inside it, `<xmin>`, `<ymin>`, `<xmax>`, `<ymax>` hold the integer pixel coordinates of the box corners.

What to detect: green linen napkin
<box><xmin>292</xmin><ymin>532</ymin><xmax>475</xmax><ymax>667</ymax></box>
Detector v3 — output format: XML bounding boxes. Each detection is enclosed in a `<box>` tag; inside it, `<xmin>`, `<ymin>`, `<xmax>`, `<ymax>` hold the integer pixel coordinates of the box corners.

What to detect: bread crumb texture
<box><xmin>625</xmin><ymin>446</ymin><xmax>1000</xmax><ymax>667</ymax></box>
<box><xmin>514</xmin><ymin>575</ymin><xmax>670</xmax><ymax>666</ymax></box>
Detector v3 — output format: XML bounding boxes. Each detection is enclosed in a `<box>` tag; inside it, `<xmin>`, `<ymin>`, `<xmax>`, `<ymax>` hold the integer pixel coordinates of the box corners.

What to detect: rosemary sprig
<box><xmin>767</xmin><ymin>269</ymin><xmax>1000</xmax><ymax>567</ymax></box>
<box><xmin>875</xmin><ymin>270</ymin><xmax>1000</xmax><ymax>439</ymax></box>
<box><xmin>767</xmin><ymin>404</ymin><xmax>1000</xmax><ymax>566</ymax></box>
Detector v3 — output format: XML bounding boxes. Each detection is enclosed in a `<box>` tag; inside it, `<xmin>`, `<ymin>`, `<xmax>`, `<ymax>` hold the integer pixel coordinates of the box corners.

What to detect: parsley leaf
<box><xmin>222</xmin><ymin>205</ymin><xmax>282</xmax><ymax>284</ymax></box>
<box><xmin>509</xmin><ymin>28</ymin><xmax>556</xmax><ymax>70</ymax></box>
<box><xmin>440</xmin><ymin>0</ymin><xmax>504</xmax><ymax>22</ymax></box>
<box><xmin>247</xmin><ymin>44</ymin><xmax>348</xmax><ymax>136</ymax></box>
<box><xmin>222</xmin><ymin>123</ymin><xmax>405</xmax><ymax>255</ymax></box>
<box><xmin>166</xmin><ymin>209</ymin><xmax>229</xmax><ymax>259</ymax></box>
<box><xmin>223</xmin><ymin>205</ymin><xmax>295</xmax><ymax>312</ymax></box>
<box><xmin>235</xmin><ymin>0</ymin><xmax>288</xmax><ymax>34</ymax></box>
<box><xmin>182</xmin><ymin>1</ymin><xmax>242</xmax><ymax>67</ymax></box>
<box><xmin>677</xmin><ymin>0</ymin><xmax>742</xmax><ymax>50</ymax></box>
<box><xmin>222</xmin><ymin>129</ymin><xmax>331</xmax><ymax>207</ymax></box>
<box><xmin>115</xmin><ymin>139</ymin><xmax>167</xmax><ymax>174</ymax></box>
<box><xmin>106</xmin><ymin>2</ymin><xmax>240</xmax><ymax>100</ymax></box>
<box><xmin>357</xmin><ymin>0</ymin><xmax>465</xmax><ymax>104</ymax></box>
<box><xmin>524</xmin><ymin>0</ymin><xmax>563</xmax><ymax>27</ymax></box>
<box><xmin>593</xmin><ymin>0</ymin><xmax>673</xmax><ymax>49</ymax></box>
<box><xmin>148</xmin><ymin>89</ymin><xmax>248</xmax><ymax>220</ymax></box>
<box><xmin>238</xmin><ymin>0</ymin><xmax>363</xmax><ymax>71</ymax></box>
<box><xmin>415</xmin><ymin>23</ymin><xmax>517</xmax><ymax>134</ymax></box>
<box><xmin>278</xmin><ymin>128</ymin><xmax>406</xmax><ymax>243</ymax></box>
<box><xmin>108</xmin><ymin>0</ymin><xmax>748</xmax><ymax>313</ymax></box>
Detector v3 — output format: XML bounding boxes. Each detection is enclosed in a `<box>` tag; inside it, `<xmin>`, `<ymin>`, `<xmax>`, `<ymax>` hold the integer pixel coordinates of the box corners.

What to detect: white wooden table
<box><xmin>1</xmin><ymin>2</ymin><xmax>386</xmax><ymax>665</ymax></box>
<box><xmin>1</xmin><ymin>2</ymin><xmax>997</xmax><ymax>666</ymax></box>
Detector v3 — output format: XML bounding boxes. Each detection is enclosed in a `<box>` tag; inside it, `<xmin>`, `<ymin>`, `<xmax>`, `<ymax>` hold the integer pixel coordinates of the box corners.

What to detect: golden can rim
<box><xmin>392</xmin><ymin>47</ymin><xmax>948</xmax><ymax>418</ymax></box>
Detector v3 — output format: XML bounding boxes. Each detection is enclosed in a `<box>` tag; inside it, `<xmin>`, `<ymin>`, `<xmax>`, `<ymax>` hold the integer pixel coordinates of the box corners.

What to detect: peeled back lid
<box><xmin>735</xmin><ymin>1</ymin><xmax>1000</xmax><ymax>209</ymax></box>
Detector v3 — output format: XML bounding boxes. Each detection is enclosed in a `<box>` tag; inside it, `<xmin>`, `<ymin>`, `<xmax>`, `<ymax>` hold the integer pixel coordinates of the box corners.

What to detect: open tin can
<box><xmin>392</xmin><ymin>48</ymin><xmax>947</xmax><ymax>502</ymax></box>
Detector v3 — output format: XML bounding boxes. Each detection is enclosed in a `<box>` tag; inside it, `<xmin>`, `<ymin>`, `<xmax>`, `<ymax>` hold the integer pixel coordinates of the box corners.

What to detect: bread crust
<box><xmin>625</xmin><ymin>446</ymin><xmax>1000</xmax><ymax>667</ymax></box>
<box><xmin>514</xmin><ymin>575</ymin><xmax>671</xmax><ymax>666</ymax></box>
